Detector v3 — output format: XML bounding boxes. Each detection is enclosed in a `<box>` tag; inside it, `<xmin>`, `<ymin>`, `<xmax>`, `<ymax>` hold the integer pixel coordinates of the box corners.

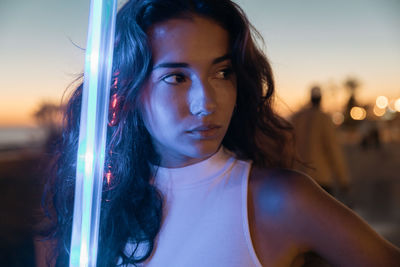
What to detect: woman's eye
<box><xmin>161</xmin><ymin>74</ymin><xmax>186</xmax><ymax>85</ymax></box>
<box><xmin>215</xmin><ymin>67</ymin><xmax>234</xmax><ymax>79</ymax></box>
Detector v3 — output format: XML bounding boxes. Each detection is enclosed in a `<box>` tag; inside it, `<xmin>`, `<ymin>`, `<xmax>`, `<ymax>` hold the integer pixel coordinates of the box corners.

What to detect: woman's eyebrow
<box><xmin>153</xmin><ymin>62</ymin><xmax>189</xmax><ymax>69</ymax></box>
<box><xmin>153</xmin><ymin>54</ymin><xmax>231</xmax><ymax>70</ymax></box>
<box><xmin>212</xmin><ymin>54</ymin><xmax>231</xmax><ymax>65</ymax></box>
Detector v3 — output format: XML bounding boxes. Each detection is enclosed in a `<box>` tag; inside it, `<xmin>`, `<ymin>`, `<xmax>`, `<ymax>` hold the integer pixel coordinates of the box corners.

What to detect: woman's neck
<box><xmin>157</xmin><ymin>146</ymin><xmax>222</xmax><ymax>168</ymax></box>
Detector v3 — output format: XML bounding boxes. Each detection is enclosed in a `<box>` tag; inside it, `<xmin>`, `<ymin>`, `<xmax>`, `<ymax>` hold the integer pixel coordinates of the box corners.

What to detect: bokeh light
<box><xmin>373</xmin><ymin>105</ymin><xmax>386</xmax><ymax>117</ymax></box>
<box><xmin>350</xmin><ymin>106</ymin><xmax>366</xmax><ymax>120</ymax></box>
<box><xmin>376</xmin><ymin>96</ymin><xmax>389</xmax><ymax>109</ymax></box>
<box><xmin>395</xmin><ymin>98</ymin><xmax>400</xmax><ymax>112</ymax></box>
<box><xmin>388</xmin><ymin>99</ymin><xmax>396</xmax><ymax>112</ymax></box>
<box><xmin>332</xmin><ymin>112</ymin><xmax>344</xmax><ymax>125</ymax></box>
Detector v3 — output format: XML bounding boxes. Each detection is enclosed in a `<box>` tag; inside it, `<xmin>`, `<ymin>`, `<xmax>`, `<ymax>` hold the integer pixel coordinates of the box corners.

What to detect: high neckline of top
<box><xmin>153</xmin><ymin>146</ymin><xmax>236</xmax><ymax>189</ymax></box>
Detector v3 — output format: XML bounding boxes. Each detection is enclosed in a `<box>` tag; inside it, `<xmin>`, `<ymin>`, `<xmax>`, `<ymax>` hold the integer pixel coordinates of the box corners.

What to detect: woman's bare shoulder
<box><xmin>248</xmin><ymin>167</ymin><xmax>327</xmax><ymax>232</ymax></box>
<box><xmin>249</xmin><ymin>166</ymin><xmax>400</xmax><ymax>267</ymax></box>
<box><xmin>248</xmin><ymin>167</ymin><xmax>324</xmax><ymax>214</ymax></box>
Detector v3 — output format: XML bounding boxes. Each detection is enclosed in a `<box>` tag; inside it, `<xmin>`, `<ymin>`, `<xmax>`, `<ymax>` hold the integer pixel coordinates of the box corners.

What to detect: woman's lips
<box><xmin>186</xmin><ymin>125</ymin><xmax>221</xmax><ymax>138</ymax></box>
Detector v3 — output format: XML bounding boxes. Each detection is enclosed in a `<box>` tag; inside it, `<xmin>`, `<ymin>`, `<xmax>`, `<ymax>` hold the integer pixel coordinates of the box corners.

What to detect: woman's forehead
<box><xmin>147</xmin><ymin>16</ymin><xmax>230</xmax><ymax>65</ymax></box>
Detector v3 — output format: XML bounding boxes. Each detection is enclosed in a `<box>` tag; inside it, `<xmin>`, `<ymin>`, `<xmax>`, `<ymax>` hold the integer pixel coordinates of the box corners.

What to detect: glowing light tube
<box><xmin>70</xmin><ymin>0</ymin><xmax>117</xmax><ymax>266</ymax></box>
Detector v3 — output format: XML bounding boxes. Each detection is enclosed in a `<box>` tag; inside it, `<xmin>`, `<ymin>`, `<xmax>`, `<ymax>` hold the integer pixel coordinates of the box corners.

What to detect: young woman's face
<box><xmin>141</xmin><ymin>15</ymin><xmax>237</xmax><ymax>168</ymax></box>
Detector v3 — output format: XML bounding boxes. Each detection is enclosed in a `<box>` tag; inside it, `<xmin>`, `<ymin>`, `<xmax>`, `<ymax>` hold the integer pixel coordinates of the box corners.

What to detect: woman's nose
<box><xmin>189</xmin><ymin>78</ymin><xmax>217</xmax><ymax>117</ymax></box>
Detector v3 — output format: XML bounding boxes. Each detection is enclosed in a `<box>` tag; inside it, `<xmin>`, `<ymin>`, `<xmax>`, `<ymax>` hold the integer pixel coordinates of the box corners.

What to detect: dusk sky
<box><xmin>1</xmin><ymin>0</ymin><xmax>399</xmax><ymax>126</ymax></box>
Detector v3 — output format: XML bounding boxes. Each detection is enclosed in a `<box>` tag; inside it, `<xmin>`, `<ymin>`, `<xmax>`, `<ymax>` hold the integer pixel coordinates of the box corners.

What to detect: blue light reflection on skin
<box><xmin>69</xmin><ymin>0</ymin><xmax>117</xmax><ymax>266</ymax></box>
<box><xmin>256</xmin><ymin>175</ymin><xmax>288</xmax><ymax>217</ymax></box>
<box><xmin>258</xmin><ymin>184</ymin><xmax>285</xmax><ymax>216</ymax></box>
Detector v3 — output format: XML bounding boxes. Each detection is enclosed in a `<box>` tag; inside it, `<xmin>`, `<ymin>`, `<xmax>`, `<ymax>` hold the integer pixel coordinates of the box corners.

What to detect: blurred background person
<box><xmin>291</xmin><ymin>86</ymin><xmax>350</xmax><ymax>196</ymax></box>
<box><xmin>358</xmin><ymin>110</ymin><xmax>381</xmax><ymax>150</ymax></box>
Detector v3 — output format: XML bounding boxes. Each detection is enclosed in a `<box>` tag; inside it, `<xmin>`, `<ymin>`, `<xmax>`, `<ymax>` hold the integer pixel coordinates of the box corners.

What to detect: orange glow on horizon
<box><xmin>0</xmin><ymin>105</ymin><xmax>37</xmax><ymax>127</ymax></box>
<box><xmin>0</xmin><ymin>97</ymin><xmax>61</xmax><ymax>127</ymax></box>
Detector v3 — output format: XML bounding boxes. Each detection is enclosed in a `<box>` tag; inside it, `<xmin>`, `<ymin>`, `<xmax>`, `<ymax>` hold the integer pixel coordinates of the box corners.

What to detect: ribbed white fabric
<box><xmin>124</xmin><ymin>147</ymin><xmax>262</xmax><ymax>267</ymax></box>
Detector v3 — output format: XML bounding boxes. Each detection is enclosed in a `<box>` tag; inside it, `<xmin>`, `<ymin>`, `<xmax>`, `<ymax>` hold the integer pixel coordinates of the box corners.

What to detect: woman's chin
<box><xmin>158</xmin><ymin>142</ymin><xmax>221</xmax><ymax>168</ymax></box>
<box><xmin>190</xmin><ymin>140</ymin><xmax>222</xmax><ymax>157</ymax></box>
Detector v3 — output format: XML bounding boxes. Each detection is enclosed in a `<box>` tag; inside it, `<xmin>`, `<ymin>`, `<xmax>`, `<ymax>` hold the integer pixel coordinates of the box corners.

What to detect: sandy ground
<box><xmin>0</xmin><ymin>143</ymin><xmax>399</xmax><ymax>266</ymax></box>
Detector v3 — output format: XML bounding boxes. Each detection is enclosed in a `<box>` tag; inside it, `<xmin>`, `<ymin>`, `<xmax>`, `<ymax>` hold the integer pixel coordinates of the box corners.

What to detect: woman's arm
<box><xmin>251</xmin><ymin>168</ymin><xmax>400</xmax><ymax>267</ymax></box>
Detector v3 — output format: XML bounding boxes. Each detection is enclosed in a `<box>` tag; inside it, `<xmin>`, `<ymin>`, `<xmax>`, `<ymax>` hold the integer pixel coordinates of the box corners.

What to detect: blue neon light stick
<box><xmin>70</xmin><ymin>0</ymin><xmax>117</xmax><ymax>266</ymax></box>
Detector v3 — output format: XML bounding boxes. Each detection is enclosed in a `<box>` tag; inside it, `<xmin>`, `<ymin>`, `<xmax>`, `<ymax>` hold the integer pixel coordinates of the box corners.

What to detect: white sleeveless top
<box><xmin>124</xmin><ymin>147</ymin><xmax>262</xmax><ymax>267</ymax></box>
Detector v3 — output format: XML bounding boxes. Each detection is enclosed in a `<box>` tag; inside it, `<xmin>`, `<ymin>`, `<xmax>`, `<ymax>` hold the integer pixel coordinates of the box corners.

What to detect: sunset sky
<box><xmin>0</xmin><ymin>0</ymin><xmax>399</xmax><ymax>126</ymax></box>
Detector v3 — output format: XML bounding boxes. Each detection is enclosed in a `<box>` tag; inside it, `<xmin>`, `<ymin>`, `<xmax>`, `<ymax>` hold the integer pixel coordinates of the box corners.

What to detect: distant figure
<box><xmin>291</xmin><ymin>86</ymin><xmax>350</xmax><ymax>195</ymax></box>
<box><xmin>359</xmin><ymin>119</ymin><xmax>381</xmax><ymax>150</ymax></box>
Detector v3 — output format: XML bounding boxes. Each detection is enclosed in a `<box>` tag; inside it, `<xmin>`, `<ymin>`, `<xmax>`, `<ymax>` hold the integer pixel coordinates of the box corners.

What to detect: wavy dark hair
<box><xmin>42</xmin><ymin>0</ymin><xmax>295</xmax><ymax>266</ymax></box>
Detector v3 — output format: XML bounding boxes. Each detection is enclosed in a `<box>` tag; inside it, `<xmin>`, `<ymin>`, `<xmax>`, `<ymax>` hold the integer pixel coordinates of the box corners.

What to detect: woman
<box><xmin>42</xmin><ymin>0</ymin><xmax>400</xmax><ymax>266</ymax></box>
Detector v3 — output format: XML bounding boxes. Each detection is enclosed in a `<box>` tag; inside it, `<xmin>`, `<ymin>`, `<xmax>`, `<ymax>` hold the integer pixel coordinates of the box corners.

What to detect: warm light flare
<box><xmin>106</xmin><ymin>170</ymin><xmax>112</xmax><ymax>185</ymax></box>
<box><xmin>376</xmin><ymin>96</ymin><xmax>388</xmax><ymax>109</ymax></box>
<box><xmin>350</xmin><ymin>106</ymin><xmax>366</xmax><ymax>120</ymax></box>
<box><xmin>108</xmin><ymin>93</ymin><xmax>119</xmax><ymax>126</ymax></box>
<box><xmin>332</xmin><ymin>112</ymin><xmax>344</xmax><ymax>125</ymax></box>
<box><xmin>395</xmin><ymin>98</ymin><xmax>400</xmax><ymax>112</ymax></box>
<box><xmin>373</xmin><ymin>105</ymin><xmax>385</xmax><ymax>117</ymax></box>
<box><xmin>387</xmin><ymin>99</ymin><xmax>397</xmax><ymax>112</ymax></box>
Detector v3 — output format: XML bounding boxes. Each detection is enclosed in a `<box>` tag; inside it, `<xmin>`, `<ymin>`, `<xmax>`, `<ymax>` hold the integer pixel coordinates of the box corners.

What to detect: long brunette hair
<box><xmin>42</xmin><ymin>0</ymin><xmax>295</xmax><ymax>266</ymax></box>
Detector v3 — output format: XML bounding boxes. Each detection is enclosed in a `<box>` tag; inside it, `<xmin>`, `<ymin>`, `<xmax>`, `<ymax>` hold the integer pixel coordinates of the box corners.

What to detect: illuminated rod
<box><xmin>70</xmin><ymin>0</ymin><xmax>117</xmax><ymax>266</ymax></box>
